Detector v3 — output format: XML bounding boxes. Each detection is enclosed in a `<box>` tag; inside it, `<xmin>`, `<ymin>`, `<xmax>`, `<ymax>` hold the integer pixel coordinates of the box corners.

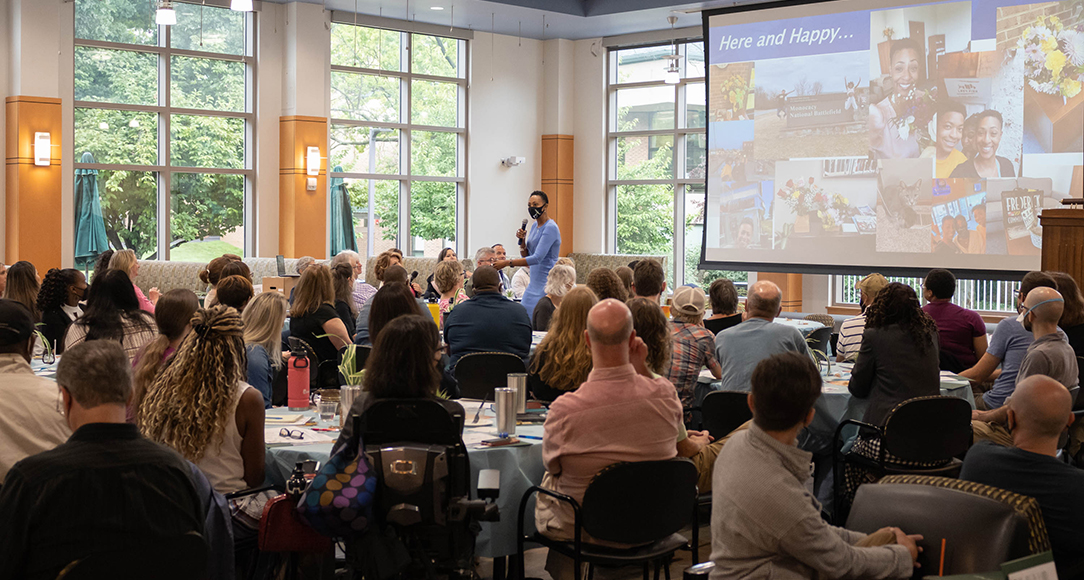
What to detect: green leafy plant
<box><xmin>337</xmin><ymin>343</ymin><xmax>366</xmax><ymax>386</ymax></box>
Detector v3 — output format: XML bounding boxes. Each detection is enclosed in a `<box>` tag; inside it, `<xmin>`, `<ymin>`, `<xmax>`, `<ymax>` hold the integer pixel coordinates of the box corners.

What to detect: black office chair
<box><xmin>806</xmin><ymin>327</ymin><xmax>832</xmax><ymax>358</ymax></box>
<box><xmin>355</xmin><ymin>344</ymin><xmax>372</xmax><ymax>369</ymax></box>
<box><xmin>847</xmin><ymin>475</ymin><xmax>1050</xmax><ymax>575</ymax></box>
<box><xmin>453</xmin><ymin>352</ymin><xmax>527</xmax><ymax>400</ymax></box>
<box><xmin>832</xmin><ymin>396</ymin><xmax>972</xmax><ymax>523</ymax></box>
<box><xmin>55</xmin><ymin>531</ymin><xmax>208</xmax><ymax>580</ymax></box>
<box><xmin>699</xmin><ymin>391</ymin><xmax>752</xmax><ymax>442</ymax></box>
<box><xmin>829</xmin><ymin>332</ymin><xmax>839</xmax><ymax>357</ymax></box>
<box><xmin>517</xmin><ymin>458</ymin><xmax>699</xmax><ymax>580</ymax></box>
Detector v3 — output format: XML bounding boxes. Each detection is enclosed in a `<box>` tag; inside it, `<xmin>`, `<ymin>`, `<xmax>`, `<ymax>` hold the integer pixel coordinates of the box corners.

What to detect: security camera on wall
<box><xmin>501</xmin><ymin>156</ymin><xmax>526</xmax><ymax>167</ymax></box>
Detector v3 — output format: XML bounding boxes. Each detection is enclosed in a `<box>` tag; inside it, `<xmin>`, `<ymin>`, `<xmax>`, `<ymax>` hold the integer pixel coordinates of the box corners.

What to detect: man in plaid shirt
<box><xmin>667</xmin><ymin>286</ymin><xmax>722</xmax><ymax>424</ymax></box>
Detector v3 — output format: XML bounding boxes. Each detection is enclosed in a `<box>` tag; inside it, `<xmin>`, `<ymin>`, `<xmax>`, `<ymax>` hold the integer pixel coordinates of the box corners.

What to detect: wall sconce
<box><xmin>230</xmin><ymin>0</ymin><xmax>253</xmax><ymax>11</ymax></box>
<box><xmin>34</xmin><ymin>132</ymin><xmax>51</xmax><ymax>166</ymax></box>
<box><xmin>306</xmin><ymin>146</ymin><xmax>320</xmax><ymax>191</ymax></box>
<box><xmin>156</xmin><ymin>1</ymin><xmax>177</xmax><ymax>26</ymax></box>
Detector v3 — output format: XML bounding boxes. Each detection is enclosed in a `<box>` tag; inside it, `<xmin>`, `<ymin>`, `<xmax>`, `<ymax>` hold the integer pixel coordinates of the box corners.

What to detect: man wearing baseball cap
<box><xmin>0</xmin><ymin>299</ymin><xmax>70</xmax><ymax>483</ymax></box>
<box><xmin>836</xmin><ymin>273</ymin><xmax>889</xmax><ymax>362</ymax></box>
<box><xmin>667</xmin><ymin>285</ymin><xmax>723</xmax><ymax>424</ymax></box>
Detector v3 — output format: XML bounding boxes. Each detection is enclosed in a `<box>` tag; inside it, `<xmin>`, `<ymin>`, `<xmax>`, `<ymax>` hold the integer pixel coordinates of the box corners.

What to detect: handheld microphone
<box><xmin>519</xmin><ymin>219</ymin><xmax>528</xmax><ymax>247</ymax></box>
<box><xmin>409</xmin><ymin>271</ymin><xmax>419</xmax><ymax>283</ymax></box>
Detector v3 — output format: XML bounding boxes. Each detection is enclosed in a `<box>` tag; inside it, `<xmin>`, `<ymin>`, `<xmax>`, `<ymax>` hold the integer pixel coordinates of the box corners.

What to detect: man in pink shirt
<box><xmin>536</xmin><ymin>299</ymin><xmax>683</xmax><ymax>577</ymax></box>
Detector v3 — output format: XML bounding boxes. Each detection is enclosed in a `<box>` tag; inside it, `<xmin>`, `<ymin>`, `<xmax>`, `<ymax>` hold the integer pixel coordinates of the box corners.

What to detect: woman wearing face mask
<box><xmin>869</xmin><ymin>38</ymin><xmax>924</xmax><ymax>159</ymax></box>
<box><xmin>492</xmin><ymin>190</ymin><xmax>562</xmax><ymax>317</ymax></box>
<box><xmin>37</xmin><ymin>268</ymin><xmax>88</xmax><ymax>354</ymax></box>
<box><xmin>920</xmin><ymin>100</ymin><xmax>968</xmax><ymax>178</ymax></box>
<box><xmin>950</xmin><ymin>110</ymin><xmax>1015</xmax><ymax>179</ymax></box>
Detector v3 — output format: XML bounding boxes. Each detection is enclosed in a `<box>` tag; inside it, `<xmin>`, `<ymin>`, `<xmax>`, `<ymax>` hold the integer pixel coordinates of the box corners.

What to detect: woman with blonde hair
<box><xmin>109</xmin><ymin>248</ymin><xmax>158</xmax><ymax>313</ymax></box>
<box><xmin>533</xmin><ymin>264</ymin><xmax>576</xmax><ymax>331</ymax></box>
<box><xmin>528</xmin><ymin>286</ymin><xmax>598</xmax><ymax>401</ymax></box>
<box><xmin>130</xmin><ymin>289</ymin><xmax>200</xmax><ymax>422</ymax></box>
<box><xmin>290</xmin><ymin>263</ymin><xmax>352</xmax><ymax>387</ymax></box>
<box><xmin>199</xmin><ymin>253</ymin><xmax>242</xmax><ymax>308</ymax></box>
<box><xmin>139</xmin><ymin>305</ymin><xmax>268</xmax><ymax>531</ymax></box>
<box><xmin>243</xmin><ymin>292</ymin><xmax>289</xmax><ymax>408</ymax></box>
<box><xmin>434</xmin><ymin>260</ymin><xmax>468</xmax><ymax>325</ymax></box>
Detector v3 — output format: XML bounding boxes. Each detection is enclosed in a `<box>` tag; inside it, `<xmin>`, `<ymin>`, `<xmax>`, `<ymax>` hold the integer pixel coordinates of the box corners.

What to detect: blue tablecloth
<box><xmin>264</xmin><ymin>405</ymin><xmax>545</xmax><ymax>559</ymax></box>
<box><xmin>773</xmin><ymin>318</ymin><xmax>825</xmax><ymax>338</ymax></box>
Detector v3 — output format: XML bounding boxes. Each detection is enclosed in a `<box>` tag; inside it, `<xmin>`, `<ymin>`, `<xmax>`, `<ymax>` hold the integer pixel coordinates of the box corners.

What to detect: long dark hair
<box><xmin>37</xmin><ymin>268</ymin><xmax>82</xmax><ymax>312</ymax></box>
<box><xmin>79</xmin><ymin>269</ymin><xmax>155</xmax><ymax>342</ymax></box>
<box><xmin>132</xmin><ymin>289</ymin><xmax>200</xmax><ymax>421</ymax></box>
<box><xmin>865</xmin><ymin>282</ymin><xmax>939</xmax><ymax>352</ymax></box>
<box><xmin>364</xmin><ymin>314</ymin><xmax>441</xmax><ymax>399</ymax></box>
<box><xmin>368</xmin><ymin>282</ymin><xmax>423</xmax><ymax>341</ymax></box>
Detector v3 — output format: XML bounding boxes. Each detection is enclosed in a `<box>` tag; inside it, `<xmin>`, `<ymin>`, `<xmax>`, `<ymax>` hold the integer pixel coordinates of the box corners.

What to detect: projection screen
<box><xmin>701</xmin><ymin>0</ymin><xmax>1084</xmax><ymax>277</ymax></box>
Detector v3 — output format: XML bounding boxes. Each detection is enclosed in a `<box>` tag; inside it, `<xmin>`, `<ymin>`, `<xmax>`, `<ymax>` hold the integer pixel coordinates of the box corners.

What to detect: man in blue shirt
<box><xmin>714</xmin><ymin>281</ymin><xmax>809</xmax><ymax>392</ymax></box>
<box><xmin>444</xmin><ymin>266</ymin><xmax>532</xmax><ymax>369</ymax></box>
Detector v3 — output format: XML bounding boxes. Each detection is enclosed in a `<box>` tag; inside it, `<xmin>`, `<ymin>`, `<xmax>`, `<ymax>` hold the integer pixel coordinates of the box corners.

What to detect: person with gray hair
<box><xmin>532</xmin><ymin>264</ymin><xmax>576</xmax><ymax>331</ymax></box>
<box><xmin>713</xmin><ymin>280</ymin><xmax>807</xmax><ymax>392</ymax></box>
<box><xmin>0</xmin><ymin>340</ymin><xmax>211</xmax><ymax>579</ymax></box>
<box><xmin>465</xmin><ymin>246</ymin><xmax>498</xmax><ymax>298</ymax></box>
<box><xmin>332</xmin><ymin>250</ymin><xmax>375</xmax><ymax>311</ymax></box>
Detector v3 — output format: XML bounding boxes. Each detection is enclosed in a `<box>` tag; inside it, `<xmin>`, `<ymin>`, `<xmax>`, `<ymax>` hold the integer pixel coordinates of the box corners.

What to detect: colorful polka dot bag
<box><xmin>297</xmin><ymin>434</ymin><xmax>378</xmax><ymax>537</ymax></box>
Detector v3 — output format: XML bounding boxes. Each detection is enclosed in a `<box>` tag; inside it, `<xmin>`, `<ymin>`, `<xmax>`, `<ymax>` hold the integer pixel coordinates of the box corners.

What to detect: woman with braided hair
<box><xmin>37</xmin><ymin>268</ymin><xmax>87</xmax><ymax>354</ymax></box>
<box><xmin>139</xmin><ymin>305</ymin><xmax>267</xmax><ymax>531</ymax></box>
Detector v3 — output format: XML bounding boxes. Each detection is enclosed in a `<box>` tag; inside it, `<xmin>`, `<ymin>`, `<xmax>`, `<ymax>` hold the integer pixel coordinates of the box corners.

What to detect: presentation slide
<box><xmin>702</xmin><ymin>0</ymin><xmax>1084</xmax><ymax>275</ymax></box>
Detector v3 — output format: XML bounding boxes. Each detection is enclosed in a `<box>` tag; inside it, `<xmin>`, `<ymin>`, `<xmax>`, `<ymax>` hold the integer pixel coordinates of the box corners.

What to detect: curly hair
<box><xmin>628</xmin><ymin>297</ymin><xmax>672</xmax><ymax>375</ymax></box>
<box><xmin>586</xmin><ymin>267</ymin><xmax>628</xmax><ymax>302</ymax></box>
<box><xmin>433</xmin><ymin>260</ymin><xmax>463</xmax><ymax>297</ymax></box>
<box><xmin>864</xmin><ymin>282</ymin><xmax>939</xmax><ymax>353</ymax></box>
<box><xmin>139</xmin><ymin>305</ymin><xmax>246</xmax><ymax>462</ymax></box>
<box><xmin>131</xmin><ymin>289</ymin><xmax>200</xmax><ymax>422</ymax></box>
<box><xmin>37</xmin><ymin>268</ymin><xmax>82</xmax><ymax>313</ymax></box>
<box><xmin>531</xmin><ymin>287</ymin><xmax>597</xmax><ymax>391</ymax></box>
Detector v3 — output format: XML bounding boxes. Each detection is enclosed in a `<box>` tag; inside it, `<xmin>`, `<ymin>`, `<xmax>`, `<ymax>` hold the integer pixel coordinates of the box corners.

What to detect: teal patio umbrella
<box><xmin>74</xmin><ymin>152</ymin><xmax>110</xmax><ymax>268</ymax></box>
<box><xmin>329</xmin><ymin>166</ymin><xmax>358</xmax><ymax>255</ymax></box>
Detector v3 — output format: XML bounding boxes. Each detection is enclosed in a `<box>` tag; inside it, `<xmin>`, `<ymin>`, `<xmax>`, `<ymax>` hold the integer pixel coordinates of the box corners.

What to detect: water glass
<box><xmin>318</xmin><ymin>400</ymin><xmax>337</xmax><ymax>422</ymax></box>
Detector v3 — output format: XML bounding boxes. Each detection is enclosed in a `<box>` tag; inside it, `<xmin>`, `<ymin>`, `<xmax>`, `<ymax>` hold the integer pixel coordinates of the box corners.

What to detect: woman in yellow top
<box><xmin>920</xmin><ymin>100</ymin><xmax>968</xmax><ymax>178</ymax></box>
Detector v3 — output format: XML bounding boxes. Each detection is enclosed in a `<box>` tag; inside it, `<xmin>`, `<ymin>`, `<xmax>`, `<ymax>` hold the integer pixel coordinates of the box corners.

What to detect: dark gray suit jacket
<box><xmin>848</xmin><ymin>324</ymin><xmax>940</xmax><ymax>426</ymax></box>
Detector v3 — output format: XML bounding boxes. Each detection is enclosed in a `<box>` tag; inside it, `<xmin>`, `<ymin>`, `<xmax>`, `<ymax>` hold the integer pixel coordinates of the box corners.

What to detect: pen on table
<box><xmin>312</xmin><ymin>427</ymin><xmax>339</xmax><ymax>432</ymax></box>
<box><xmin>517</xmin><ymin>434</ymin><xmax>542</xmax><ymax>440</ymax></box>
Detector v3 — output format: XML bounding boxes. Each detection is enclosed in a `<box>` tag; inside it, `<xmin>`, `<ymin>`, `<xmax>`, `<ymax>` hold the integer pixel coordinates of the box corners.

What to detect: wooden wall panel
<box><xmin>6</xmin><ymin>96</ymin><xmax>63</xmax><ymax>272</ymax></box>
<box><xmin>541</xmin><ymin>134</ymin><xmax>573</xmax><ymax>255</ymax></box>
<box><xmin>279</xmin><ymin>116</ymin><xmax>327</xmax><ymax>259</ymax></box>
<box><xmin>756</xmin><ymin>272</ymin><xmax>804</xmax><ymax>312</ymax></box>
<box><xmin>1040</xmin><ymin>209</ymin><xmax>1084</xmax><ymax>289</ymax></box>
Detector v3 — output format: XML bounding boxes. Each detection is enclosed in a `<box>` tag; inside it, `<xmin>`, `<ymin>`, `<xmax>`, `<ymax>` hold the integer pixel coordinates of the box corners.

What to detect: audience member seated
<box><xmin>922</xmin><ymin>268</ymin><xmax>987</xmax><ymax>372</ymax></box>
<box><xmin>844</xmin><ymin>282</ymin><xmax>942</xmax><ymax>501</ymax></box>
<box><xmin>331</xmin><ymin>249</ymin><xmax>372</xmax><ymax>311</ymax></box>
<box><xmin>243</xmin><ymin>292</ymin><xmax>289</xmax><ymax>409</ymax></box>
<box><xmin>215</xmin><ymin>274</ymin><xmax>254</xmax><ymax>314</ymax></box>
<box><xmin>666</xmin><ymin>286</ymin><xmax>722</xmax><ymax>424</ymax></box>
<box><xmin>110</xmin><ymin>249</ymin><xmax>159</xmax><ymax>313</ymax></box>
<box><xmin>338</xmin><ymin>314</ymin><xmax>465</xmax><ymax>445</ymax></box>
<box><xmin>961</xmin><ymin>272</ymin><xmax>1058</xmax><ymax>410</ymax></box>
<box><xmin>2</xmin><ymin>260</ymin><xmax>40</xmax><ymax>322</ymax></box>
<box><xmin>0</xmin><ymin>299</ymin><xmax>70</xmax><ymax>484</ymax></box>
<box><xmin>199</xmin><ymin>253</ymin><xmax>242</xmax><ymax>308</ymax></box>
<box><xmin>585</xmin><ymin>267</ymin><xmax>628</xmax><ymax>303</ymax></box>
<box><xmin>423</xmin><ymin>247</ymin><xmax>460</xmax><ymax>301</ymax></box>
<box><xmin>972</xmin><ymin>287</ymin><xmax>1079</xmax><ymax>447</ymax></box>
<box><xmin>444</xmin><ymin>266</ymin><xmax>531</xmax><ymax>369</ymax></box>
<box><xmin>536</xmin><ymin>299</ymin><xmax>682</xmax><ymax>579</ymax></box>
<box><xmin>0</xmin><ymin>341</ymin><xmax>208</xmax><ymax>580</ymax></box>
<box><xmin>36</xmin><ymin>268</ymin><xmax>86</xmax><ymax>354</ymax></box>
<box><xmin>130</xmin><ymin>289</ymin><xmax>200</xmax><ymax>422</ymax></box>
<box><xmin>631</xmin><ymin>259</ymin><xmax>667</xmax><ymax>304</ymax></box>
<box><xmin>1051</xmin><ymin>271</ymin><xmax>1084</xmax><ymax>359</ymax></box>
<box><xmin>511</xmin><ymin>265</ymin><xmax>530</xmax><ymax>300</ymax></box>
<box><xmin>65</xmin><ymin>270</ymin><xmax>157</xmax><ymax>363</ymax></box>
<box><xmin>628</xmin><ymin>297</ymin><xmax>672</xmax><ymax>376</ymax></box>
<box><xmin>290</xmin><ymin>263</ymin><xmax>352</xmax><ymax>387</ymax></box>
<box><xmin>836</xmin><ymin>273</ymin><xmax>888</xmax><ymax>362</ymax></box>
<box><xmin>435</xmin><ymin>260</ymin><xmax>468</xmax><ymax>326</ymax></box>
<box><xmin>533</xmin><ymin>264</ymin><xmax>576</xmax><ymax>331</ymax></box>
<box><xmin>332</xmin><ymin>262</ymin><xmax>359</xmax><ymax>338</ymax></box>
<box><xmin>710</xmin><ymin>351</ymin><xmax>920</xmax><ymax>579</ymax></box>
<box><xmin>90</xmin><ymin>251</ymin><xmax>113</xmax><ymax>284</ymax></box>
<box><xmin>0</xmin><ymin>261</ymin><xmax>8</xmax><ymax>294</ymax></box>
<box><xmin>704</xmin><ymin>278</ymin><xmax>743</xmax><ymax>335</ymax></box>
<box><xmin>489</xmin><ymin>244</ymin><xmax>512</xmax><ymax>292</ymax></box>
<box><xmin>140</xmin><ymin>305</ymin><xmax>268</xmax><ymax>534</ymax></box>
<box><xmin>464</xmin><ymin>246</ymin><xmax>496</xmax><ymax>298</ymax></box>
<box><xmin>960</xmin><ymin>375</ymin><xmax>1084</xmax><ymax>578</ymax></box>
<box><xmin>714</xmin><ymin>281</ymin><xmax>807</xmax><ymax>392</ymax></box>
<box><xmin>615</xmin><ymin>265</ymin><xmax>634</xmax><ymax>298</ymax></box>
<box><xmin>354</xmin><ymin>266</ymin><xmax>417</xmax><ymax>345</ymax></box>
<box><xmin>528</xmin><ymin>287</ymin><xmax>597</xmax><ymax>400</ymax></box>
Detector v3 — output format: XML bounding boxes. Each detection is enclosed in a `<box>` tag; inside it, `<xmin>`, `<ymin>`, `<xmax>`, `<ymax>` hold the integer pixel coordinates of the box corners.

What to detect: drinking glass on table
<box><xmin>318</xmin><ymin>400</ymin><xmax>338</xmax><ymax>422</ymax></box>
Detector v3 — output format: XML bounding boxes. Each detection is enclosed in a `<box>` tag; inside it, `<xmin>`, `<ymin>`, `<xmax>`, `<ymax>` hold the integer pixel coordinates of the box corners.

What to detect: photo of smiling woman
<box><xmin>869</xmin><ymin>38</ymin><xmax>925</xmax><ymax>159</ymax></box>
<box><xmin>950</xmin><ymin>109</ymin><xmax>1016</xmax><ymax>179</ymax></box>
<box><xmin>920</xmin><ymin>100</ymin><xmax>969</xmax><ymax>177</ymax></box>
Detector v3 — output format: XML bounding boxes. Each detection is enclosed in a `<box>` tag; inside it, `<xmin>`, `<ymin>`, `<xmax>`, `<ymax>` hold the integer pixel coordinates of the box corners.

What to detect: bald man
<box><xmin>714</xmin><ymin>281</ymin><xmax>809</xmax><ymax>392</ymax></box>
<box><xmin>536</xmin><ymin>299</ymin><xmax>683</xmax><ymax>578</ymax></box>
<box><xmin>961</xmin><ymin>375</ymin><xmax>1084</xmax><ymax>577</ymax></box>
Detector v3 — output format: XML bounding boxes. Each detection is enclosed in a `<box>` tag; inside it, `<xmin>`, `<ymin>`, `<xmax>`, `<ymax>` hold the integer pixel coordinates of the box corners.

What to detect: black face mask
<box><xmin>528</xmin><ymin>205</ymin><xmax>545</xmax><ymax>220</ymax></box>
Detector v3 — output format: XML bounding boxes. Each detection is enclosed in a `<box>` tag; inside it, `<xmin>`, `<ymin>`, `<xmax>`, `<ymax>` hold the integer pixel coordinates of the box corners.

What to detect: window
<box><xmin>73</xmin><ymin>0</ymin><xmax>254</xmax><ymax>261</ymax></box>
<box><xmin>834</xmin><ymin>275</ymin><xmax>1021</xmax><ymax>313</ymax></box>
<box><xmin>329</xmin><ymin>24</ymin><xmax>466</xmax><ymax>259</ymax></box>
<box><xmin>608</xmin><ymin>41</ymin><xmax>743</xmax><ymax>289</ymax></box>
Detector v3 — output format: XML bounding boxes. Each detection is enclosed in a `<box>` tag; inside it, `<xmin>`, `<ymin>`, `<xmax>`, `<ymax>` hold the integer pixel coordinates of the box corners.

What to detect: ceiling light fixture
<box><xmin>664</xmin><ymin>15</ymin><xmax>680</xmax><ymax>84</ymax></box>
<box><xmin>156</xmin><ymin>1</ymin><xmax>177</xmax><ymax>26</ymax></box>
<box><xmin>431</xmin><ymin>5</ymin><xmax>444</xmax><ymax>10</ymax></box>
<box><xmin>230</xmin><ymin>0</ymin><xmax>253</xmax><ymax>11</ymax></box>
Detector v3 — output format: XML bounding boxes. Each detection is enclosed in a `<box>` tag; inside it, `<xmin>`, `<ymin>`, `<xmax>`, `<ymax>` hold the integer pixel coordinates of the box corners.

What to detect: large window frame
<box><xmin>72</xmin><ymin>2</ymin><xmax>256</xmax><ymax>260</ymax></box>
<box><xmin>328</xmin><ymin>21</ymin><xmax>468</xmax><ymax>259</ymax></box>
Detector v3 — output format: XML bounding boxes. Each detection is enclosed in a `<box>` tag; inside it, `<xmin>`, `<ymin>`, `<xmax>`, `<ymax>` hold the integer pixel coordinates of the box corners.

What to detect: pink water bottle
<box><xmin>288</xmin><ymin>353</ymin><xmax>310</xmax><ymax>411</ymax></box>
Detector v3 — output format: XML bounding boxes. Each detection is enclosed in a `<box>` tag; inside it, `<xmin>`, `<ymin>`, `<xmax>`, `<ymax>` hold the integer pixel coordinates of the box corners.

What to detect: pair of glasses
<box><xmin>279</xmin><ymin>428</ymin><xmax>305</xmax><ymax>440</ymax></box>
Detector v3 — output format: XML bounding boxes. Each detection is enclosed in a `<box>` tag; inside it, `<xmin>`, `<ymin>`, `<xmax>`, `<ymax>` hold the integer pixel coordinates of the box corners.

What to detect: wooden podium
<box><xmin>1039</xmin><ymin>199</ymin><xmax>1084</xmax><ymax>287</ymax></box>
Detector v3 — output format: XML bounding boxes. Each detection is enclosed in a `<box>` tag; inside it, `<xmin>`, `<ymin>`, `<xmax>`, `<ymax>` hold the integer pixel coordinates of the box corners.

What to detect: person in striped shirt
<box><xmin>836</xmin><ymin>273</ymin><xmax>889</xmax><ymax>362</ymax></box>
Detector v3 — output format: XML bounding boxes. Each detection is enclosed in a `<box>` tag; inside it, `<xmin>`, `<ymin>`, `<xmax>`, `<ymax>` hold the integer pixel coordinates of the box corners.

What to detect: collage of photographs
<box><xmin>706</xmin><ymin>0</ymin><xmax>1084</xmax><ymax>263</ymax></box>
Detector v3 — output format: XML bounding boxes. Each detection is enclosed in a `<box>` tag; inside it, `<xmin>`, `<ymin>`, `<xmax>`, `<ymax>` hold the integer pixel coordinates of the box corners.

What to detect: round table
<box><xmin>264</xmin><ymin>405</ymin><xmax>544</xmax><ymax>559</ymax></box>
<box><xmin>772</xmin><ymin>318</ymin><xmax>826</xmax><ymax>338</ymax></box>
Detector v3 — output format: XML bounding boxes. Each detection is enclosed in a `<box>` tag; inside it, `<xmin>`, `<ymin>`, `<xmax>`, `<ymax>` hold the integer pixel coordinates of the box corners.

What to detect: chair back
<box><xmin>56</xmin><ymin>531</ymin><xmax>208</xmax><ymax>580</ymax></box>
<box><xmin>829</xmin><ymin>332</ymin><xmax>839</xmax><ymax>357</ymax></box>
<box><xmin>806</xmin><ymin>327</ymin><xmax>832</xmax><ymax>356</ymax></box>
<box><xmin>359</xmin><ymin>398</ymin><xmax>465</xmax><ymax>447</ymax></box>
<box><xmin>581</xmin><ymin>459</ymin><xmax>697</xmax><ymax>545</ymax></box>
<box><xmin>355</xmin><ymin>344</ymin><xmax>372</xmax><ymax>370</ymax></box>
<box><xmin>700</xmin><ymin>391</ymin><xmax>752</xmax><ymax>441</ymax></box>
<box><xmin>803</xmin><ymin>313</ymin><xmax>835</xmax><ymax>330</ymax></box>
<box><xmin>882</xmin><ymin>396</ymin><xmax>972</xmax><ymax>463</ymax></box>
<box><xmin>846</xmin><ymin>475</ymin><xmax>1049</xmax><ymax>574</ymax></box>
<box><xmin>454</xmin><ymin>352</ymin><xmax>527</xmax><ymax>400</ymax></box>
<box><xmin>288</xmin><ymin>336</ymin><xmax>339</xmax><ymax>390</ymax></box>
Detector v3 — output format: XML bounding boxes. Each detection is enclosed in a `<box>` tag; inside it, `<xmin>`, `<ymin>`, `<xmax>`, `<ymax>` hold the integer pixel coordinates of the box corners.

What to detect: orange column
<box><xmin>279</xmin><ymin>115</ymin><xmax>328</xmax><ymax>259</ymax></box>
<box><xmin>6</xmin><ymin>96</ymin><xmax>63</xmax><ymax>272</ymax></box>
<box><xmin>541</xmin><ymin>134</ymin><xmax>574</xmax><ymax>255</ymax></box>
<box><xmin>757</xmin><ymin>272</ymin><xmax>804</xmax><ymax>312</ymax></box>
